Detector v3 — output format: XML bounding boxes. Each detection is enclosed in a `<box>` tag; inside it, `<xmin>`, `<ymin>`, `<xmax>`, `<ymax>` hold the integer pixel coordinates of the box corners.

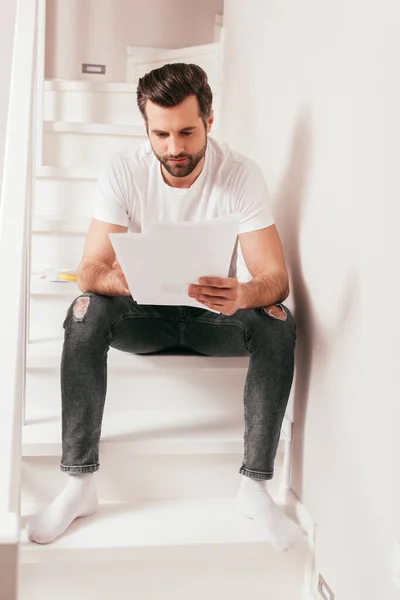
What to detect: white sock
<box><xmin>237</xmin><ymin>475</ymin><xmax>303</xmax><ymax>552</ymax></box>
<box><xmin>26</xmin><ymin>473</ymin><xmax>98</xmax><ymax>544</ymax></box>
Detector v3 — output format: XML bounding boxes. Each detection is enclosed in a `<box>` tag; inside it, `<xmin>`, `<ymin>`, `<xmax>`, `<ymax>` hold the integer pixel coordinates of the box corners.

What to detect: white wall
<box><xmin>0</xmin><ymin>0</ymin><xmax>17</xmax><ymax>194</ymax></box>
<box><xmin>221</xmin><ymin>1</ymin><xmax>399</xmax><ymax>598</ymax></box>
<box><xmin>45</xmin><ymin>0</ymin><xmax>224</xmax><ymax>82</ymax></box>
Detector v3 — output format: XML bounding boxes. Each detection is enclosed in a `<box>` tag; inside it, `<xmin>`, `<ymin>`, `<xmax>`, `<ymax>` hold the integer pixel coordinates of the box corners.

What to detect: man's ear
<box><xmin>206</xmin><ymin>109</ymin><xmax>214</xmax><ymax>133</ymax></box>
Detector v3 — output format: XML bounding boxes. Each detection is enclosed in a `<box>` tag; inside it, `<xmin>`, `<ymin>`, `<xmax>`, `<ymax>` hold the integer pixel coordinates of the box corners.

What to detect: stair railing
<box><xmin>0</xmin><ymin>0</ymin><xmax>38</xmax><ymax>597</ymax></box>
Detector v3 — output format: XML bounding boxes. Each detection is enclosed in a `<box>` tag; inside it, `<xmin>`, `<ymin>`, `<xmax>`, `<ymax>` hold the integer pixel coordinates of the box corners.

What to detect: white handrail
<box><xmin>0</xmin><ymin>0</ymin><xmax>38</xmax><ymax>596</ymax></box>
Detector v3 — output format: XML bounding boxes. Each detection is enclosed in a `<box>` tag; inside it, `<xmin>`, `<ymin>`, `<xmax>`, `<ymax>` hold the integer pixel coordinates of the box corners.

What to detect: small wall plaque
<box><xmin>82</xmin><ymin>63</ymin><xmax>106</xmax><ymax>74</ymax></box>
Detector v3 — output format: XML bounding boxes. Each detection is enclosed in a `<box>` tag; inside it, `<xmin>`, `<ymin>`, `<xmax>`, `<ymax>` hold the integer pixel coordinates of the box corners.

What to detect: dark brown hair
<box><xmin>137</xmin><ymin>63</ymin><xmax>213</xmax><ymax>126</ymax></box>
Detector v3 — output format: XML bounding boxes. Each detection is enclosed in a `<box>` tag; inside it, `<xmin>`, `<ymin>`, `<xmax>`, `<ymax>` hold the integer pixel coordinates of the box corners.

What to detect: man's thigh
<box><xmin>183</xmin><ymin>304</ymin><xmax>294</xmax><ymax>357</ymax></box>
<box><xmin>92</xmin><ymin>297</ymin><xmax>183</xmax><ymax>354</ymax></box>
<box><xmin>183</xmin><ymin>307</ymin><xmax>250</xmax><ymax>357</ymax></box>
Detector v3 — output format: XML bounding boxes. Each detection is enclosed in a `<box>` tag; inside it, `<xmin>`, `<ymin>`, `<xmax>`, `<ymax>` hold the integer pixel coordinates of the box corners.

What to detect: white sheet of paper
<box><xmin>109</xmin><ymin>214</ymin><xmax>240</xmax><ymax>311</ymax></box>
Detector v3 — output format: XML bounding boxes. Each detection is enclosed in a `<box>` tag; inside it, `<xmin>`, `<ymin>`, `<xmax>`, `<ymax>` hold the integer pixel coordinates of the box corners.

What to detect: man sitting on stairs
<box><xmin>27</xmin><ymin>63</ymin><xmax>302</xmax><ymax>551</ymax></box>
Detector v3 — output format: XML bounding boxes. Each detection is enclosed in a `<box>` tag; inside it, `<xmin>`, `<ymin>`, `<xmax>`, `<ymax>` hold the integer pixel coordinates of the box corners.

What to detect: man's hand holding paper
<box><xmin>188</xmin><ymin>277</ymin><xmax>244</xmax><ymax>315</ymax></box>
<box><xmin>109</xmin><ymin>214</ymin><xmax>241</xmax><ymax>312</ymax></box>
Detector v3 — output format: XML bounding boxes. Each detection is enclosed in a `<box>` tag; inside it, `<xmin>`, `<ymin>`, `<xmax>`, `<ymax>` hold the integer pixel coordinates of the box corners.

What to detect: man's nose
<box><xmin>168</xmin><ymin>136</ymin><xmax>184</xmax><ymax>156</ymax></box>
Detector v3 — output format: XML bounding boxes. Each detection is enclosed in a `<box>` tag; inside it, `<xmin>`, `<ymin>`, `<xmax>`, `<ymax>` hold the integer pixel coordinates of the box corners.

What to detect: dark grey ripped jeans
<box><xmin>60</xmin><ymin>294</ymin><xmax>296</xmax><ymax>480</ymax></box>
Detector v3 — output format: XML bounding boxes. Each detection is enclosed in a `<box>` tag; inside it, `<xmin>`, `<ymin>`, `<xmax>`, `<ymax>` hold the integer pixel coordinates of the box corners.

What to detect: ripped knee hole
<box><xmin>73</xmin><ymin>296</ymin><xmax>90</xmax><ymax>322</ymax></box>
<box><xmin>263</xmin><ymin>305</ymin><xmax>287</xmax><ymax>321</ymax></box>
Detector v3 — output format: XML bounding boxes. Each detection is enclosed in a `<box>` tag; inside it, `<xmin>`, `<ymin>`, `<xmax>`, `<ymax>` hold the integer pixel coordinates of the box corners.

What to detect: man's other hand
<box><xmin>188</xmin><ymin>277</ymin><xmax>245</xmax><ymax>315</ymax></box>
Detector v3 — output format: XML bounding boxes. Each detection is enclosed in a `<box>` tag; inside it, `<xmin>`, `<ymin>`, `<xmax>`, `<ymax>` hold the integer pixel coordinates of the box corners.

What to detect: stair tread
<box><xmin>44</xmin><ymin>121</ymin><xmax>147</xmax><ymax>136</ymax></box>
<box><xmin>21</xmin><ymin>497</ymin><xmax>304</xmax><ymax>561</ymax></box>
<box><xmin>36</xmin><ymin>166</ymin><xmax>98</xmax><ymax>179</ymax></box>
<box><xmin>27</xmin><ymin>339</ymin><xmax>250</xmax><ymax>370</ymax></box>
<box><xmin>44</xmin><ymin>78</ymin><xmax>222</xmax><ymax>95</ymax></box>
<box><xmin>31</xmin><ymin>280</ymin><xmax>80</xmax><ymax>295</ymax></box>
<box><xmin>32</xmin><ymin>216</ymin><xmax>89</xmax><ymax>233</ymax></box>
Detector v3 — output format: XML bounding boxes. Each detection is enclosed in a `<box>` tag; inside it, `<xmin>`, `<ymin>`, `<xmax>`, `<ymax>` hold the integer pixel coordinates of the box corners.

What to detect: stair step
<box><xmin>44</xmin><ymin>79</ymin><xmax>222</xmax><ymax>96</ymax></box>
<box><xmin>43</xmin><ymin>80</ymin><xmax>222</xmax><ymax>130</ymax></box>
<box><xmin>21</xmin><ymin>452</ymin><xmax>255</xmax><ymax>504</ymax></box>
<box><xmin>22</xmin><ymin>408</ymin><xmax>249</xmax><ymax>456</ymax></box>
<box><xmin>44</xmin><ymin>80</ymin><xmax>138</xmax><ymax>93</ymax></box>
<box><xmin>42</xmin><ymin>125</ymin><xmax>146</xmax><ymax>170</ymax></box>
<box><xmin>20</xmin><ymin>533</ymin><xmax>307</xmax><ymax>600</ymax></box>
<box><xmin>32</xmin><ymin>216</ymin><xmax>88</xmax><ymax>233</ymax></box>
<box><xmin>127</xmin><ymin>42</ymin><xmax>222</xmax><ymax>88</ymax></box>
<box><xmin>25</xmin><ymin>338</ymin><xmax>294</xmax><ymax>427</ymax></box>
<box><xmin>30</xmin><ymin>281</ymin><xmax>79</xmax><ymax>295</ymax></box>
<box><xmin>44</xmin><ymin>121</ymin><xmax>147</xmax><ymax>137</ymax></box>
<box><xmin>30</xmin><ymin>230</ymin><xmax>85</xmax><ymax>272</ymax></box>
<box><xmin>36</xmin><ymin>166</ymin><xmax>98</xmax><ymax>180</ymax></box>
<box><xmin>44</xmin><ymin>121</ymin><xmax>221</xmax><ymax>138</ymax></box>
<box><xmin>21</xmin><ymin>497</ymin><xmax>305</xmax><ymax>564</ymax></box>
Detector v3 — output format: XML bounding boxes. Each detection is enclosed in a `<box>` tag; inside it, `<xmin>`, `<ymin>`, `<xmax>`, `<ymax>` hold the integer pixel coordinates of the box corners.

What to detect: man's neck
<box><xmin>161</xmin><ymin>156</ymin><xmax>205</xmax><ymax>189</ymax></box>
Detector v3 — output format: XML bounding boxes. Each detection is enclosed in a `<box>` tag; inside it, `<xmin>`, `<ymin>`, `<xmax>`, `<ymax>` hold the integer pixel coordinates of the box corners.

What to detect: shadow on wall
<box><xmin>275</xmin><ymin>108</ymin><xmax>358</xmax><ymax>501</ymax></box>
<box><xmin>274</xmin><ymin>109</ymin><xmax>313</xmax><ymax>502</ymax></box>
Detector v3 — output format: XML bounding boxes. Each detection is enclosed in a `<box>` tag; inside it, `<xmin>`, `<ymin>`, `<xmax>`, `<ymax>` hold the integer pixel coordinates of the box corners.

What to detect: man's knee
<box><xmin>71</xmin><ymin>295</ymin><xmax>91</xmax><ymax>323</ymax></box>
<box><xmin>254</xmin><ymin>303</ymin><xmax>296</xmax><ymax>341</ymax></box>
<box><xmin>64</xmin><ymin>293</ymin><xmax>111</xmax><ymax>331</ymax></box>
<box><xmin>263</xmin><ymin>304</ymin><xmax>288</xmax><ymax>321</ymax></box>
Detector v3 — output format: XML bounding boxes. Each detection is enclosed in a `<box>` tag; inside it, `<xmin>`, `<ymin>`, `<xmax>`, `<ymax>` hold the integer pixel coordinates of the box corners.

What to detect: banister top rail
<box><xmin>0</xmin><ymin>0</ymin><xmax>38</xmax><ymax>539</ymax></box>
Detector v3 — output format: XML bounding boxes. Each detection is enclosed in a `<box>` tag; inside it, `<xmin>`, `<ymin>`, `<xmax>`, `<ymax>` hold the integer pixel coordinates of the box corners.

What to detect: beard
<box><xmin>152</xmin><ymin>138</ymin><xmax>208</xmax><ymax>178</ymax></box>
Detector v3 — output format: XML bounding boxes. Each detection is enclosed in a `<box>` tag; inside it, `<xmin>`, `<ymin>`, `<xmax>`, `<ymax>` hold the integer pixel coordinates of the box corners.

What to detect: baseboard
<box><xmin>282</xmin><ymin>486</ymin><xmax>317</xmax><ymax>600</ymax></box>
<box><xmin>284</xmin><ymin>486</ymin><xmax>315</xmax><ymax>539</ymax></box>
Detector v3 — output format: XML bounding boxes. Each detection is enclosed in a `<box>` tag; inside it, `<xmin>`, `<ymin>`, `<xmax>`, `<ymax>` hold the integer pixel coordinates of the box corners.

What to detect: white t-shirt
<box><xmin>93</xmin><ymin>136</ymin><xmax>275</xmax><ymax>278</ymax></box>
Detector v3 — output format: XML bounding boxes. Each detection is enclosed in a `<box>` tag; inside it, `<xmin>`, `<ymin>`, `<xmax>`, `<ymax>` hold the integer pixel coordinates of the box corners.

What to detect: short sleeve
<box><xmin>235</xmin><ymin>160</ymin><xmax>275</xmax><ymax>235</ymax></box>
<box><xmin>92</xmin><ymin>154</ymin><xmax>130</xmax><ymax>227</ymax></box>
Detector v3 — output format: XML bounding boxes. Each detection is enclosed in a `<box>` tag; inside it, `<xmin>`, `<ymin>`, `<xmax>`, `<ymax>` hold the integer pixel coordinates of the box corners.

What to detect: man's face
<box><xmin>145</xmin><ymin>95</ymin><xmax>213</xmax><ymax>179</ymax></box>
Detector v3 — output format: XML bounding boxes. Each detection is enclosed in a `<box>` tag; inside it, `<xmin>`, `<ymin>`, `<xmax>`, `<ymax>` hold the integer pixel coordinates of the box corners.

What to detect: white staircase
<box><xmin>0</xmin><ymin>9</ymin><xmax>314</xmax><ymax>597</ymax></box>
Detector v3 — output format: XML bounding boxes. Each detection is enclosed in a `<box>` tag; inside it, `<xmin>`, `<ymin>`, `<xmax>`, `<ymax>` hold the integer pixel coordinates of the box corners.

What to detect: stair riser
<box><xmin>26</xmin><ymin>368</ymin><xmax>248</xmax><ymax>412</ymax></box>
<box><xmin>44</xmin><ymin>91</ymin><xmax>145</xmax><ymax>126</ymax></box>
<box><xmin>34</xmin><ymin>178</ymin><xmax>96</xmax><ymax>219</ymax></box>
<box><xmin>31</xmin><ymin>231</ymin><xmax>85</xmax><ymax>271</ymax></box>
<box><xmin>44</xmin><ymin>90</ymin><xmax>221</xmax><ymax>129</ymax></box>
<box><xmin>22</xmin><ymin>452</ymin><xmax>279</xmax><ymax>504</ymax></box>
<box><xmin>128</xmin><ymin>53</ymin><xmax>221</xmax><ymax>89</ymax></box>
<box><xmin>43</xmin><ymin>131</ymin><xmax>146</xmax><ymax>169</ymax></box>
<box><xmin>20</xmin><ymin>538</ymin><xmax>300</xmax><ymax>600</ymax></box>
<box><xmin>29</xmin><ymin>294</ymin><xmax>77</xmax><ymax>339</ymax></box>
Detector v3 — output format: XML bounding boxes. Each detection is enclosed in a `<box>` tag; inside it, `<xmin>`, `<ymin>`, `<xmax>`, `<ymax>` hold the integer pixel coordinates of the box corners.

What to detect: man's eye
<box><xmin>156</xmin><ymin>133</ymin><xmax>168</xmax><ymax>138</ymax></box>
<box><xmin>181</xmin><ymin>132</ymin><xmax>193</xmax><ymax>136</ymax></box>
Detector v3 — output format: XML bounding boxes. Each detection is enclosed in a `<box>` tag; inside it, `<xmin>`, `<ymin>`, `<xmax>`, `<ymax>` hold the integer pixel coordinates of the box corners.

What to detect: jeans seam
<box><xmin>92</xmin><ymin>347</ymin><xmax>108</xmax><ymax>467</ymax></box>
<box><xmin>110</xmin><ymin>312</ymin><xmax>174</xmax><ymax>333</ymax></box>
<box><xmin>188</xmin><ymin>317</ymin><xmax>248</xmax><ymax>336</ymax></box>
<box><xmin>242</xmin><ymin>355</ymin><xmax>251</xmax><ymax>467</ymax></box>
<box><xmin>190</xmin><ymin>318</ymin><xmax>251</xmax><ymax>352</ymax></box>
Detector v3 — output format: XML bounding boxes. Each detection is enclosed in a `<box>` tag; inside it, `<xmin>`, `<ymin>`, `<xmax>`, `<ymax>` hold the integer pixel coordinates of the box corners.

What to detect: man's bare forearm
<box><xmin>77</xmin><ymin>259</ymin><xmax>128</xmax><ymax>296</ymax></box>
<box><xmin>240</xmin><ymin>269</ymin><xmax>289</xmax><ymax>309</ymax></box>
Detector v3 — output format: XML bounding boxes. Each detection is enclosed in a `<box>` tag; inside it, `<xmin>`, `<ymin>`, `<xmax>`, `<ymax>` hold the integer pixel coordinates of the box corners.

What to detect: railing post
<box><xmin>35</xmin><ymin>0</ymin><xmax>46</xmax><ymax>172</ymax></box>
<box><xmin>23</xmin><ymin>0</ymin><xmax>40</xmax><ymax>423</ymax></box>
<box><xmin>0</xmin><ymin>0</ymin><xmax>39</xmax><ymax>596</ymax></box>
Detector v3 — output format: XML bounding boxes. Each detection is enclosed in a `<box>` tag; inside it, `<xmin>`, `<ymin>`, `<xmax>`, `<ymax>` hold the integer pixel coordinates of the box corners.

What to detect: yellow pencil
<box><xmin>58</xmin><ymin>274</ymin><xmax>78</xmax><ymax>281</ymax></box>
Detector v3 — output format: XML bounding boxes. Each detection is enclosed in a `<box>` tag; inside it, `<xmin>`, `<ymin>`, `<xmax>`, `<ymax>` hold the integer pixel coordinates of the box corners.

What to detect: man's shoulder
<box><xmin>107</xmin><ymin>140</ymin><xmax>154</xmax><ymax>175</ymax></box>
<box><xmin>208</xmin><ymin>137</ymin><xmax>261</xmax><ymax>179</ymax></box>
